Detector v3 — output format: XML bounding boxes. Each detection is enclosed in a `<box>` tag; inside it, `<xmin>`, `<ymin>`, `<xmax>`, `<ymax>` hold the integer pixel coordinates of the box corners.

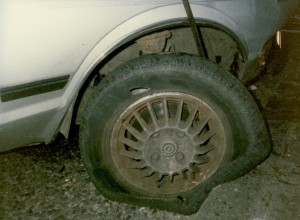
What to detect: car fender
<box><xmin>68</xmin><ymin>2</ymin><xmax>247</xmax><ymax>95</ymax></box>
<box><xmin>64</xmin><ymin>3</ymin><xmax>247</xmax><ymax>104</ymax></box>
<box><xmin>59</xmin><ymin>3</ymin><xmax>249</xmax><ymax>137</ymax></box>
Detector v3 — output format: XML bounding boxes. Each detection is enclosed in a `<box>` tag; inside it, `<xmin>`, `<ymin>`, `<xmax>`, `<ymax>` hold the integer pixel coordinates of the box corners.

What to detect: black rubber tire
<box><xmin>80</xmin><ymin>53</ymin><xmax>271</xmax><ymax>214</ymax></box>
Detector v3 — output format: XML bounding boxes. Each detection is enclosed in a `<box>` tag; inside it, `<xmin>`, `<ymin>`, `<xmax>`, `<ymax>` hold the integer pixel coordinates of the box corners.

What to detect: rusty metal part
<box><xmin>136</xmin><ymin>30</ymin><xmax>171</xmax><ymax>54</ymax></box>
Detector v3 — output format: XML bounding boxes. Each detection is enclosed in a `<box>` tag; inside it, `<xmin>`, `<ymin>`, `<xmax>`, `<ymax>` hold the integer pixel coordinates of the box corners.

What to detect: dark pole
<box><xmin>182</xmin><ymin>0</ymin><xmax>208</xmax><ymax>58</ymax></box>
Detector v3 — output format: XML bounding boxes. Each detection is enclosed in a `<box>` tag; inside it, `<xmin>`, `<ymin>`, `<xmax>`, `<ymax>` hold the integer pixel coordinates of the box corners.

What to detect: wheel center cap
<box><xmin>161</xmin><ymin>142</ymin><xmax>178</xmax><ymax>157</ymax></box>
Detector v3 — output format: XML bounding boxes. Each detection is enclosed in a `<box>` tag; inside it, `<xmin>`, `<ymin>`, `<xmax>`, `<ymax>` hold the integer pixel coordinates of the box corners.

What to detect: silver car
<box><xmin>0</xmin><ymin>0</ymin><xmax>296</xmax><ymax>214</ymax></box>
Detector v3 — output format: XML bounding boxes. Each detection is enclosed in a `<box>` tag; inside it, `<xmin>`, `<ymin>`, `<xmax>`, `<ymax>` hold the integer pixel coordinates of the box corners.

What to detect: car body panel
<box><xmin>0</xmin><ymin>0</ymin><xmax>296</xmax><ymax>151</ymax></box>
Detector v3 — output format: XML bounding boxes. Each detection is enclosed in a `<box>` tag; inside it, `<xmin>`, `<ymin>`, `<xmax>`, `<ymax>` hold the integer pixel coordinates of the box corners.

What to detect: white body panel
<box><xmin>0</xmin><ymin>0</ymin><xmax>295</xmax><ymax>151</ymax></box>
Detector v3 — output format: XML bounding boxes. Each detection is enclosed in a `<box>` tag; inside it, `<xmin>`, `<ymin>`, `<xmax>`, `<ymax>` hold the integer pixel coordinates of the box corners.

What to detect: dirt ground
<box><xmin>1</xmin><ymin>6</ymin><xmax>300</xmax><ymax>220</ymax></box>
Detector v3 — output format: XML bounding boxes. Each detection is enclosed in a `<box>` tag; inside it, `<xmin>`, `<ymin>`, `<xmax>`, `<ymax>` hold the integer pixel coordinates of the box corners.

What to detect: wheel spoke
<box><xmin>175</xmin><ymin>98</ymin><xmax>184</xmax><ymax>126</ymax></box>
<box><xmin>123</xmin><ymin>122</ymin><xmax>145</xmax><ymax>140</ymax></box>
<box><xmin>142</xmin><ymin>167</ymin><xmax>155</xmax><ymax>177</ymax></box>
<box><xmin>195</xmin><ymin>130</ymin><xmax>215</xmax><ymax>145</ymax></box>
<box><xmin>157</xmin><ymin>174</ymin><xmax>168</xmax><ymax>188</ymax></box>
<box><xmin>194</xmin><ymin>155</ymin><xmax>210</xmax><ymax>165</ymax></box>
<box><xmin>120</xmin><ymin>149</ymin><xmax>142</xmax><ymax>160</ymax></box>
<box><xmin>169</xmin><ymin>172</ymin><xmax>178</xmax><ymax>183</ymax></box>
<box><xmin>119</xmin><ymin>137</ymin><xmax>142</xmax><ymax>151</ymax></box>
<box><xmin>189</xmin><ymin>164</ymin><xmax>200</xmax><ymax>173</ymax></box>
<box><xmin>191</xmin><ymin>172</ymin><xmax>196</xmax><ymax>181</ymax></box>
<box><xmin>184</xmin><ymin>106</ymin><xmax>198</xmax><ymax>130</ymax></box>
<box><xmin>163</xmin><ymin>98</ymin><xmax>169</xmax><ymax>126</ymax></box>
<box><xmin>133</xmin><ymin>110</ymin><xmax>151</xmax><ymax>133</ymax></box>
<box><xmin>128</xmin><ymin>160</ymin><xmax>147</xmax><ymax>169</ymax></box>
<box><xmin>147</xmin><ymin>102</ymin><xmax>159</xmax><ymax>129</ymax></box>
<box><xmin>180</xmin><ymin>169</ymin><xmax>188</xmax><ymax>180</ymax></box>
<box><xmin>189</xmin><ymin>118</ymin><xmax>209</xmax><ymax>136</ymax></box>
<box><xmin>195</xmin><ymin>144</ymin><xmax>215</xmax><ymax>155</ymax></box>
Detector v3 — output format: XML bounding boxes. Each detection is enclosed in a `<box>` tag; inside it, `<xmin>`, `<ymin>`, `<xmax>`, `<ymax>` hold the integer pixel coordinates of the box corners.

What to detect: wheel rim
<box><xmin>110</xmin><ymin>92</ymin><xmax>228</xmax><ymax>195</ymax></box>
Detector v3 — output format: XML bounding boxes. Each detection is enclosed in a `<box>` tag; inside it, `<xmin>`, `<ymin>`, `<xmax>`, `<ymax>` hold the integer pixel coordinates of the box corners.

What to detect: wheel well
<box><xmin>74</xmin><ymin>25</ymin><xmax>244</xmax><ymax>124</ymax></box>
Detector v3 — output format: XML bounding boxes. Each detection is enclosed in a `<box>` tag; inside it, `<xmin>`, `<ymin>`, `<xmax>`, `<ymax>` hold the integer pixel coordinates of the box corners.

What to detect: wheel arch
<box><xmin>59</xmin><ymin>3</ymin><xmax>249</xmax><ymax>137</ymax></box>
<box><xmin>73</xmin><ymin>3</ymin><xmax>249</xmax><ymax>85</ymax></box>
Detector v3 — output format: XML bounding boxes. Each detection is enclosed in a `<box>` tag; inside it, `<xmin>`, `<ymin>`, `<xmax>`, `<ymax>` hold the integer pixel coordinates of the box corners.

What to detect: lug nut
<box><xmin>176</xmin><ymin>152</ymin><xmax>185</xmax><ymax>161</ymax></box>
<box><xmin>176</xmin><ymin>131</ymin><xmax>185</xmax><ymax>138</ymax></box>
<box><xmin>152</xmin><ymin>132</ymin><xmax>160</xmax><ymax>138</ymax></box>
<box><xmin>151</xmin><ymin>152</ymin><xmax>160</xmax><ymax>161</ymax></box>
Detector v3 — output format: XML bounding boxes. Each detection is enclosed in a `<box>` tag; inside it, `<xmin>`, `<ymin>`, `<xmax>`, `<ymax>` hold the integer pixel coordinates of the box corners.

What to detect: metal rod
<box><xmin>182</xmin><ymin>0</ymin><xmax>208</xmax><ymax>58</ymax></box>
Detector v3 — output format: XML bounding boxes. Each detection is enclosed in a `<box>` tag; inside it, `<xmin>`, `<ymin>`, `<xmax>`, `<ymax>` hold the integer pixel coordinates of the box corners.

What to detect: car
<box><xmin>0</xmin><ymin>0</ymin><xmax>296</xmax><ymax>215</ymax></box>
